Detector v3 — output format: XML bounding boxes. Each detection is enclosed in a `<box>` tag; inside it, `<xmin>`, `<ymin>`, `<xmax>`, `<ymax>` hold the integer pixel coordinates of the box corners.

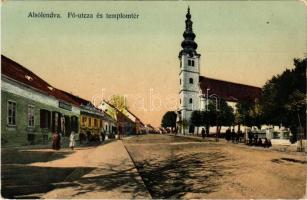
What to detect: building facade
<box><xmin>61</xmin><ymin>91</ymin><xmax>117</xmax><ymax>141</ymax></box>
<box><xmin>1</xmin><ymin>55</ymin><xmax>80</xmax><ymax>146</ymax></box>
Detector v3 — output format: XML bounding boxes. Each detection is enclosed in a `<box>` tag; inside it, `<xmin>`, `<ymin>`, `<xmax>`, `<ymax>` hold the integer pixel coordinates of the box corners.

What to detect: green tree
<box><xmin>190</xmin><ymin>111</ymin><xmax>202</xmax><ymax>135</ymax></box>
<box><xmin>214</xmin><ymin>99</ymin><xmax>235</xmax><ymax>140</ymax></box>
<box><xmin>161</xmin><ymin>111</ymin><xmax>177</xmax><ymax>133</ymax></box>
<box><xmin>235</xmin><ymin>99</ymin><xmax>257</xmax><ymax>130</ymax></box>
<box><xmin>217</xmin><ymin>99</ymin><xmax>235</xmax><ymax>127</ymax></box>
<box><xmin>260</xmin><ymin>57</ymin><xmax>306</xmax><ymax>141</ymax></box>
<box><xmin>201</xmin><ymin>103</ymin><xmax>217</xmax><ymax>135</ymax></box>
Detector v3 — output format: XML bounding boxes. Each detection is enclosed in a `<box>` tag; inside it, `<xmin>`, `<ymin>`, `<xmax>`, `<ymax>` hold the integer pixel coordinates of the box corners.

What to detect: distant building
<box><xmin>1</xmin><ymin>55</ymin><xmax>80</xmax><ymax>146</ymax></box>
<box><xmin>98</xmin><ymin>100</ymin><xmax>136</xmax><ymax>137</ymax></box>
<box><xmin>177</xmin><ymin>8</ymin><xmax>261</xmax><ymax>134</ymax></box>
<box><xmin>124</xmin><ymin>108</ymin><xmax>146</xmax><ymax>134</ymax></box>
<box><xmin>61</xmin><ymin>91</ymin><xmax>117</xmax><ymax>140</ymax></box>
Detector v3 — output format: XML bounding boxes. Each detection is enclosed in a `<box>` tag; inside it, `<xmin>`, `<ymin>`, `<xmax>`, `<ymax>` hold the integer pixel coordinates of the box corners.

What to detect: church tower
<box><xmin>178</xmin><ymin>7</ymin><xmax>201</xmax><ymax>134</ymax></box>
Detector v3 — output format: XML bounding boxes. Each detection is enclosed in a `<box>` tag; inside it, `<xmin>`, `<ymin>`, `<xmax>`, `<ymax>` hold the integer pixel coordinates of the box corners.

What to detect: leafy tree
<box><xmin>217</xmin><ymin>99</ymin><xmax>235</xmax><ymax>127</ymax></box>
<box><xmin>109</xmin><ymin>95</ymin><xmax>128</xmax><ymax>112</ymax></box>
<box><xmin>260</xmin><ymin>57</ymin><xmax>306</xmax><ymax>141</ymax></box>
<box><xmin>200</xmin><ymin>102</ymin><xmax>217</xmax><ymax>135</ymax></box>
<box><xmin>235</xmin><ymin>99</ymin><xmax>261</xmax><ymax>129</ymax></box>
<box><xmin>190</xmin><ymin>111</ymin><xmax>202</xmax><ymax>135</ymax></box>
<box><xmin>161</xmin><ymin>111</ymin><xmax>177</xmax><ymax>133</ymax></box>
<box><xmin>213</xmin><ymin>99</ymin><xmax>235</xmax><ymax>138</ymax></box>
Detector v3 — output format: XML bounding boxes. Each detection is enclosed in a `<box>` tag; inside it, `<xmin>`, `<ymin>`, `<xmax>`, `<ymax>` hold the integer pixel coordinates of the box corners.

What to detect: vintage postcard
<box><xmin>1</xmin><ymin>0</ymin><xmax>306</xmax><ymax>199</ymax></box>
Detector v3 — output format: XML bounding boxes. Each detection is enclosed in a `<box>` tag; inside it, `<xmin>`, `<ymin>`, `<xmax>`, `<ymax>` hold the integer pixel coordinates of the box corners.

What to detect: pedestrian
<box><xmin>236</xmin><ymin>131</ymin><xmax>240</xmax><ymax>143</ymax></box>
<box><xmin>231</xmin><ymin>129</ymin><xmax>235</xmax><ymax>143</ymax></box>
<box><xmin>264</xmin><ymin>138</ymin><xmax>272</xmax><ymax>148</ymax></box>
<box><xmin>257</xmin><ymin>138</ymin><xmax>263</xmax><ymax>146</ymax></box>
<box><xmin>225</xmin><ymin>128</ymin><xmax>231</xmax><ymax>141</ymax></box>
<box><xmin>69</xmin><ymin>131</ymin><xmax>75</xmax><ymax>150</ymax></box>
<box><xmin>52</xmin><ymin>132</ymin><xmax>57</xmax><ymax>150</ymax></box>
<box><xmin>201</xmin><ymin>128</ymin><xmax>205</xmax><ymax>139</ymax></box>
<box><xmin>52</xmin><ymin>132</ymin><xmax>60</xmax><ymax>150</ymax></box>
<box><xmin>57</xmin><ymin>132</ymin><xmax>61</xmax><ymax>150</ymax></box>
<box><xmin>101</xmin><ymin>131</ymin><xmax>106</xmax><ymax>142</ymax></box>
<box><xmin>79</xmin><ymin>131</ymin><xmax>85</xmax><ymax>145</ymax></box>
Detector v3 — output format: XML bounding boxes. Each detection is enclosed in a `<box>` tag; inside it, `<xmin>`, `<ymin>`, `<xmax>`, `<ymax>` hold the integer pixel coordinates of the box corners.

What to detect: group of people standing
<box><xmin>52</xmin><ymin>131</ymin><xmax>76</xmax><ymax>151</ymax></box>
<box><xmin>225</xmin><ymin>128</ymin><xmax>244</xmax><ymax>143</ymax></box>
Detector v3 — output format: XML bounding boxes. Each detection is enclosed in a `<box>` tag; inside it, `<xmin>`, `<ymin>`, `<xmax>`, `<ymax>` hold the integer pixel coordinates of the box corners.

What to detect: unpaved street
<box><xmin>2</xmin><ymin>134</ymin><xmax>306</xmax><ymax>199</ymax></box>
<box><xmin>124</xmin><ymin>134</ymin><xmax>307</xmax><ymax>199</ymax></box>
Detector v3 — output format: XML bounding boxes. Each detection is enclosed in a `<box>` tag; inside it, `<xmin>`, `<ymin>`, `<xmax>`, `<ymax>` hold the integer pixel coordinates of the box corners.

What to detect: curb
<box><xmin>122</xmin><ymin>141</ymin><xmax>153</xmax><ymax>199</ymax></box>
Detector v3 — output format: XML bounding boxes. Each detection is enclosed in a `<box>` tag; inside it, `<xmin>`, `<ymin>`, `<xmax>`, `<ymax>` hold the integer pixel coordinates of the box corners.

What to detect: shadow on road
<box><xmin>1</xmin><ymin>148</ymin><xmax>93</xmax><ymax>198</ymax></box>
<box><xmin>271</xmin><ymin>157</ymin><xmax>307</xmax><ymax>164</ymax></box>
<box><xmin>54</xmin><ymin>163</ymin><xmax>149</xmax><ymax>199</ymax></box>
<box><xmin>131</xmin><ymin>151</ymin><xmax>235</xmax><ymax>199</ymax></box>
<box><xmin>2</xmin><ymin>149</ymin><xmax>73</xmax><ymax>165</ymax></box>
<box><xmin>1</xmin><ymin>165</ymin><xmax>95</xmax><ymax>199</ymax></box>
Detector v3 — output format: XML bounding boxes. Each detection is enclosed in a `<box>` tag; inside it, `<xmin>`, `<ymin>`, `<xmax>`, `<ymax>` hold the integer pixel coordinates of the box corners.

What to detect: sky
<box><xmin>2</xmin><ymin>1</ymin><xmax>306</xmax><ymax>127</ymax></box>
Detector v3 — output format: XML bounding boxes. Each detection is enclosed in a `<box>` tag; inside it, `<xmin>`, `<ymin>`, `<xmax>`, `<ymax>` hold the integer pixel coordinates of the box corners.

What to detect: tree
<box><xmin>235</xmin><ymin>99</ymin><xmax>261</xmax><ymax>130</ymax></box>
<box><xmin>109</xmin><ymin>95</ymin><xmax>128</xmax><ymax>112</ymax></box>
<box><xmin>217</xmin><ymin>99</ymin><xmax>235</xmax><ymax>127</ymax></box>
<box><xmin>260</xmin><ymin>57</ymin><xmax>306</xmax><ymax>142</ymax></box>
<box><xmin>213</xmin><ymin>99</ymin><xmax>235</xmax><ymax>140</ymax></box>
<box><xmin>161</xmin><ymin>111</ymin><xmax>177</xmax><ymax>133</ymax></box>
<box><xmin>201</xmin><ymin>104</ymin><xmax>217</xmax><ymax>136</ymax></box>
<box><xmin>190</xmin><ymin>111</ymin><xmax>202</xmax><ymax>135</ymax></box>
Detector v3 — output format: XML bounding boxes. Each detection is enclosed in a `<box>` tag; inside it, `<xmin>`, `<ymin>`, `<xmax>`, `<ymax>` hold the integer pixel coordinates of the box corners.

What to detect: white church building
<box><xmin>177</xmin><ymin>8</ymin><xmax>261</xmax><ymax>134</ymax></box>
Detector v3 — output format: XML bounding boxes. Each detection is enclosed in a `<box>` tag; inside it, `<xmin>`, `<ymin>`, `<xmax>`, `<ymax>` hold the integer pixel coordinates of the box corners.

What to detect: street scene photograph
<box><xmin>1</xmin><ymin>1</ymin><xmax>307</xmax><ymax>199</ymax></box>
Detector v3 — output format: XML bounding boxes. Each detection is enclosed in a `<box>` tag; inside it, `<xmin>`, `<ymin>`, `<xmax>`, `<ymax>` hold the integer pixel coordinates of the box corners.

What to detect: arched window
<box><xmin>179</xmin><ymin>99</ymin><xmax>181</xmax><ymax>104</ymax></box>
<box><xmin>189</xmin><ymin>78</ymin><xmax>193</xmax><ymax>84</ymax></box>
<box><xmin>189</xmin><ymin>98</ymin><xmax>193</xmax><ymax>104</ymax></box>
<box><xmin>180</xmin><ymin>79</ymin><xmax>181</xmax><ymax>85</ymax></box>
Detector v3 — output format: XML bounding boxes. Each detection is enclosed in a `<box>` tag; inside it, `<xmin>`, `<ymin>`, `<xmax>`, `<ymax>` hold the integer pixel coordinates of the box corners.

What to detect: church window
<box><xmin>180</xmin><ymin>99</ymin><xmax>181</xmax><ymax>104</ymax></box>
<box><xmin>180</xmin><ymin>79</ymin><xmax>181</xmax><ymax>85</ymax></box>
<box><xmin>189</xmin><ymin>98</ymin><xmax>193</xmax><ymax>104</ymax></box>
<box><xmin>188</xmin><ymin>60</ymin><xmax>195</xmax><ymax>67</ymax></box>
<box><xmin>189</xmin><ymin>78</ymin><xmax>193</xmax><ymax>84</ymax></box>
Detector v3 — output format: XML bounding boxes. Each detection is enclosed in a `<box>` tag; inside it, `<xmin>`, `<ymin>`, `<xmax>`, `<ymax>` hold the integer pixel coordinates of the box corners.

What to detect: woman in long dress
<box><xmin>69</xmin><ymin>131</ymin><xmax>75</xmax><ymax>150</ymax></box>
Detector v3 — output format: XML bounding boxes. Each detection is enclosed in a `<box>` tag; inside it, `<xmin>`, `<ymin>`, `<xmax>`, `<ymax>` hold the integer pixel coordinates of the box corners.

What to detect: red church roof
<box><xmin>199</xmin><ymin>76</ymin><xmax>261</xmax><ymax>102</ymax></box>
<box><xmin>1</xmin><ymin>55</ymin><xmax>79</xmax><ymax>107</ymax></box>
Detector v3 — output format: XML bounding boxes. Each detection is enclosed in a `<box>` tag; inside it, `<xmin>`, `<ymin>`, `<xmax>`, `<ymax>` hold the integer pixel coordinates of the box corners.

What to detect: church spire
<box><xmin>179</xmin><ymin>7</ymin><xmax>198</xmax><ymax>58</ymax></box>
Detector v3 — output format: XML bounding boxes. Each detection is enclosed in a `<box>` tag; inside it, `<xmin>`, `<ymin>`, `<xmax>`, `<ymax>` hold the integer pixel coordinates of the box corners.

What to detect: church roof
<box><xmin>1</xmin><ymin>55</ymin><xmax>80</xmax><ymax>107</ymax></box>
<box><xmin>199</xmin><ymin>76</ymin><xmax>262</xmax><ymax>102</ymax></box>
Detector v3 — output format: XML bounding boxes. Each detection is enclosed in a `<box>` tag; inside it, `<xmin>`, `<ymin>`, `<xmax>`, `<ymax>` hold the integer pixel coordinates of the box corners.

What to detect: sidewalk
<box><xmin>41</xmin><ymin>140</ymin><xmax>151</xmax><ymax>199</ymax></box>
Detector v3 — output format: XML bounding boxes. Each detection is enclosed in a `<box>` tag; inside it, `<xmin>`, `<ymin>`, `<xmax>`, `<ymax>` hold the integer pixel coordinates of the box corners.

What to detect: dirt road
<box><xmin>124</xmin><ymin>134</ymin><xmax>307</xmax><ymax>199</ymax></box>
